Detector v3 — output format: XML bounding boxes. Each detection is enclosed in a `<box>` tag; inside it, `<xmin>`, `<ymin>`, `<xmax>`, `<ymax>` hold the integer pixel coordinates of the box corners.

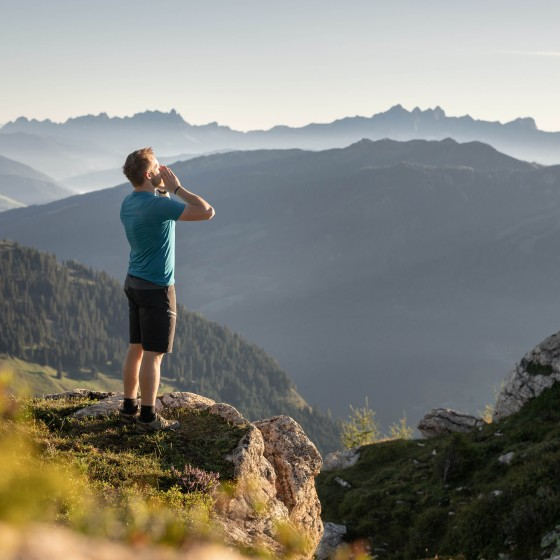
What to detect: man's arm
<box><xmin>160</xmin><ymin>166</ymin><xmax>215</xmax><ymax>222</ymax></box>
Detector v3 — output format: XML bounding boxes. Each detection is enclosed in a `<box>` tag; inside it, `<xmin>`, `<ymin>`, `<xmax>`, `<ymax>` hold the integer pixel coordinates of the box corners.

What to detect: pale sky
<box><xmin>1</xmin><ymin>0</ymin><xmax>559</xmax><ymax>131</ymax></box>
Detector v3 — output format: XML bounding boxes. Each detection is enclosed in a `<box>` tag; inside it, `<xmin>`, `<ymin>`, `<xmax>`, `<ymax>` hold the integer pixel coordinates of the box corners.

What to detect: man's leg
<box><xmin>138</xmin><ymin>350</ymin><xmax>164</xmax><ymax>406</ymax></box>
<box><xmin>133</xmin><ymin>285</ymin><xmax>179</xmax><ymax>432</ymax></box>
<box><xmin>122</xmin><ymin>343</ymin><xmax>143</xmax><ymax>399</ymax></box>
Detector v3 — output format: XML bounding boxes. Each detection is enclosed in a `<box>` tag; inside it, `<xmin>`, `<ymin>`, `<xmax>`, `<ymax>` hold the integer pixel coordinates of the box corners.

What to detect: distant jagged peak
<box><xmin>386</xmin><ymin>103</ymin><xmax>407</xmax><ymax>114</ymax></box>
<box><xmin>382</xmin><ymin>105</ymin><xmax>447</xmax><ymax>119</ymax></box>
<box><xmin>64</xmin><ymin>108</ymin><xmax>188</xmax><ymax>126</ymax></box>
<box><xmin>424</xmin><ymin>105</ymin><xmax>446</xmax><ymax>119</ymax></box>
<box><xmin>504</xmin><ymin>116</ymin><xmax>537</xmax><ymax>130</ymax></box>
<box><xmin>125</xmin><ymin>108</ymin><xmax>186</xmax><ymax>123</ymax></box>
<box><xmin>11</xmin><ymin>115</ymin><xmax>54</xmax><ymax>126</ymax></box>
<box><xmin>1</xmin><ymin>109</ymin><xmax>189</xmax><ymax>131</ymax></box>
<box><xmin>410</xmin><ymin>105</ymin><xmax>446</xmax><ymax>118</ymax></box>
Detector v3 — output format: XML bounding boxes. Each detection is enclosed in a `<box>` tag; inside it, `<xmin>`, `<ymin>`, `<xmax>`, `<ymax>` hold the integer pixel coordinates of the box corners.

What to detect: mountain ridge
<box><xmin>1</xmin><ymin>105</ymin><xmax>559</xmax><ymax>180</ymax></box>
<box><xmin>0</xmin><ymin>105</ymin><xmax>544</xmax><ymax>135</ymax></box>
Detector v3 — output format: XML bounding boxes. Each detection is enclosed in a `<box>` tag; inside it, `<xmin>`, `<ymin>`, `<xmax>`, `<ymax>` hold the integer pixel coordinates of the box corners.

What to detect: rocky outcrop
<box><xmin>315</xmin><ymin>522</ymin><xmax>347</xmax><ymax>560</ymax></box>
<box><xmin>322</xmin><ymin>447</ymin><xmax>361</xmax><ymax>471</ymax></box>
<box><xmin>254</xmin><ymin>416</ymin><xmax>323</xmax><ymax>553</ymax></box>
<box><xmin>47</xmin><ymin>390</ymin><xmax>323</xmax><ymax>559</ymax></box>
<box><xmin>417</xmin><ymin>408</ymin><xmax>485</xmax><ymax>439</ymax></box>
<box><xmin>494</xmin><ymin>331</ymin><xmax>560</xmax><ymax>421</ymax></box>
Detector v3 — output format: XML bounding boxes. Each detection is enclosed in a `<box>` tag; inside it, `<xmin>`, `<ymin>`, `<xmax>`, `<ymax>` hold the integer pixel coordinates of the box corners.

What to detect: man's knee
<box><xmin>127</xmin><ymin>343</ymin><xmax>143</xmax><ymax>358</ymax></box>
<box><xmin>143</xmin><ymin>350</ymin><xmax>165</xmax><ymax>364</ymax></box>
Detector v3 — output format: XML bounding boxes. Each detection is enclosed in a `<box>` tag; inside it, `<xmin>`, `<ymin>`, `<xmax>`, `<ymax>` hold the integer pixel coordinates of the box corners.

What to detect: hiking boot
<box><xmin>118</xmin><ymin>408</ymin><xmax>138</xmax><ymax>425</ymax></box>
<box><xmin>136</xmin><ymin>413</ymin><xmax>180</xmax><ymax>434</ymax></box>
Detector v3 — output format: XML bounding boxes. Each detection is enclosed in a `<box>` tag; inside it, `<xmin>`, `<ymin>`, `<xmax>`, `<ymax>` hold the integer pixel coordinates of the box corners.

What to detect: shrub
<box><xmin>388</xmin><ymin>414</ymin><xmax>414</xmax><ymax>440</ymax></box>
<box><xmin>341</xmin><ymin>397</ymin><xmax>381</xmax><ymax>449</ymax></box>
<box><xmin>170</xmin><ymin>464</ymin><xmax>220</xmax><ymax>494</ymax></box>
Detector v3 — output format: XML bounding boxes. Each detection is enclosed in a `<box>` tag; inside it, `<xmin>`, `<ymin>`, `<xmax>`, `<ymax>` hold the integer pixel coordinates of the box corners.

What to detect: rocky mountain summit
<box><xmin>43</xmin><ymin>388</ymin><xmax>323</xmax><ymax>559</ymax></box>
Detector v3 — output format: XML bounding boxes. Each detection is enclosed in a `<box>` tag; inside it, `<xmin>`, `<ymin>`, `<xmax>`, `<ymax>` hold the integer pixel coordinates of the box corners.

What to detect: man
<box><xmin>119</xmin><ymin>147</ymin><xmax>215</xmax><ymax>433</ymax></box>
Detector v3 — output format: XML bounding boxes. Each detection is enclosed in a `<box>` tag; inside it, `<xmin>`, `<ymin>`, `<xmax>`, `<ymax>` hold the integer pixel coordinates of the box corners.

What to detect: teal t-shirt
<box><xmin>120</xmin><ymin>191</ymin><xmax>185</xmax><ymax>286</ymax></box>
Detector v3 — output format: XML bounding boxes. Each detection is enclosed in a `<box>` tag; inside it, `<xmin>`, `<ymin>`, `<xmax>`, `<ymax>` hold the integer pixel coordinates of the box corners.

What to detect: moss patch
<box><xmin>524</xmin><ymin>360</ymin><xmax>554</xmax><ymax>377</ymax></box>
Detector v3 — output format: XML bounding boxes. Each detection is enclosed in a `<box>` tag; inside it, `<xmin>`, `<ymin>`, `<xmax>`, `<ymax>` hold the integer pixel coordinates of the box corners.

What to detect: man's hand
<box><xmin>159</xmin><ymin>166</ymin><xmax>181</xmax><ymax>192</ymax></box>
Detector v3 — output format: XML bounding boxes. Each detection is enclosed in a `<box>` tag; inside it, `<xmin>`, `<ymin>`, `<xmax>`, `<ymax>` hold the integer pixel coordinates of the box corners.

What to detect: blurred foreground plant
<box><xmin>0</xmin><ymin>370</ymin><xmax>218</xmax><ymax>547</ymax></box>
<box><xmin>0</xmin><ymin>369</ymin><xmax>92</xmax><ymax>526</ymax></box>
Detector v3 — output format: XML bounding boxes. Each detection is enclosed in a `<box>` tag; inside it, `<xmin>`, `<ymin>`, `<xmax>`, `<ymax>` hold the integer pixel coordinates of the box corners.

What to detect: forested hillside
<box><xmin>0</xmin><ymin>239</ymin><xmax>340</xmax><ymax>453</ymax></box>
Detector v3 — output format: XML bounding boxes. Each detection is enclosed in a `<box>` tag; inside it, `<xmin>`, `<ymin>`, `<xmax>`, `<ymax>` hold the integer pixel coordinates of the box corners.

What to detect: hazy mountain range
<box><xmin>2</xmin><ymin>138</ymin><xmax>559</xmax><ymax>429</ymax></box>
<box><xmin>0</xmin><ymin>154</ymin><xmax>75</xmax><ymax>210</ymax></box>
<box><xmin>1</xmin><ymin>105</ymin><xmax>559</xmax><ymax>188</ymax></box>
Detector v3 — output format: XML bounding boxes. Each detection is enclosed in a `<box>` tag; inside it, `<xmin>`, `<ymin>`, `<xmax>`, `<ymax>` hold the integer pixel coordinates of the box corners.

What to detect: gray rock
<box><xmin>417</xmin><ymin>408</ymin><xmax>485</xmax><ymax>438</ymax></box>
<box><xmin>494</xmin><ymin>332</ymin><xmax>560</xmax><ymax>421</ymax></box>
<box><xmin>73</xmin><ymin>395</ymin><xmax>126</xmax><ymax>418</ymax></box>
<box><xmin>315</xmin><ymin>522</ymin><xmax>347</xmax><ymax>560</ymax></box>
<box><xmin>334</xmin><ymin>477</ymin><xmax>351</xmax><ymax>489</ymax></box>
<box><xmin>498</xmin><ymin>452</ymin><xmax>515</xmax><ymax>466</ymax></box>
<box><xmin>44</xmin><ymin>389</ymin><xmax>117</xmax><ymax>401</ymax></box>
<box><xmin>209</xmin><ymin>402</ymin><xmax>249</xmax><ymax>426</ymax></box>
<box><xmin>159</xmin><ymin>392</ymin><xmax>214</xmax><ymax>410</ymax></box>
<box><xmin>73</xmin><ymin>391</ymin><xmax>216</xmax><ymax>419</ymax></box>
<box><xmin>541</xmin><ymin>524</ymin><xmax>560</xmax><ymax>559</ymax></box>
<box><xmin>72</xmin><ymin>393</ymin><xmax>163</xmax><ymax>418</ymax></box>
<box><xmin>322</xmin><ymin>447</ymin><xmax>361</xmax><ymax>471</ymax></box>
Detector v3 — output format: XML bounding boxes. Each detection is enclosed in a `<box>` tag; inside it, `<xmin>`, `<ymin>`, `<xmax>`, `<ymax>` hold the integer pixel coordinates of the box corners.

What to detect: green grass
<box><xmin>28</xmin><ymin>395</ymin><xmax>248</xmax><ymax>486</ymax></box>
<box><xmin>317</xmin><ymin>383</ymin><xmax>560</xmax><ymax>560</ymax></box>
<box><xmin>0</xmin><ymin>391</ymin><xmax>251</xmax><ymax>548</ymax></box>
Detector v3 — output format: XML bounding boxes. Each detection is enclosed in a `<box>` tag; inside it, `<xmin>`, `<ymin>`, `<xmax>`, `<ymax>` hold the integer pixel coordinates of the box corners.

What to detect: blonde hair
<box><xmin>122</xmin><ymin>147</ymin><xmax>155</xmax><ymax>187</ymax></box>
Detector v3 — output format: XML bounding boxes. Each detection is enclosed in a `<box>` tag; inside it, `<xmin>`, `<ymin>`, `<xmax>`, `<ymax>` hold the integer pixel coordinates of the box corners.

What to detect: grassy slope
<box><xmin>317</xmin><ymin>383</ymin><xmax>560</xmax><ymax>560</ymax></box>
<box><xmin>2</xmin><ymin>354</ymin><xmax>187</xmax><ymax>398</ymax></box>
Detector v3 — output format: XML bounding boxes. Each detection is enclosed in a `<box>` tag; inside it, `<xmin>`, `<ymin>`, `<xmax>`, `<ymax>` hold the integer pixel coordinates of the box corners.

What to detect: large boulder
<box><xmin>418</xmin><ymin>408</ymin><xmax>484</xmax><ymax>439</ymax></box>
<box><xmin>49</xmin><ymin>390</ymin><xmax>323</xmax><ymax>559</ymax></box>
<box><xmin>254</xmin><ymin>416</ymin><xmax>323</xmax><ymax>554</ymax></box>
<box><xmin>494</xmin><ymin>331</ymin><xmax>560</xmax><ymax>421</ymax></box>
